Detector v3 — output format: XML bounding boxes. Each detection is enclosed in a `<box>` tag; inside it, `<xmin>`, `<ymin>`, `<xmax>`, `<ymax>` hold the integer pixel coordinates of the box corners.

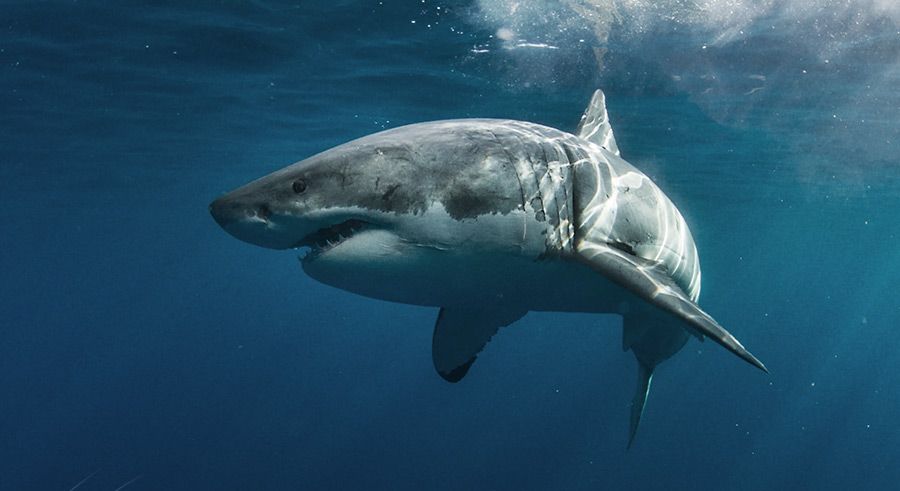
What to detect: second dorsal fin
<box><xmin>575</xmin><ymin>89</ymin><xmax>620</xmax><ymax>156</ymax></box>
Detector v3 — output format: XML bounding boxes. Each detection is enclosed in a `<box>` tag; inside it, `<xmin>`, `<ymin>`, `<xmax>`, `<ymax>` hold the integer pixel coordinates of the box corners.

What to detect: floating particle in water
<box><xmin>496</xmin><ymin>27</ymin><xmax>515</xmax><ymax>41</ymax></box>
<box><xmin>68</xmin><ymin>469</ymin><xmax>99</xmax><ymax>491</ymax></box>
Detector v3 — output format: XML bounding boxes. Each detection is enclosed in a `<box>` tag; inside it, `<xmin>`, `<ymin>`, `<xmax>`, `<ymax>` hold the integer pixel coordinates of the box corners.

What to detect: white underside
<box><xmin>299</xmin><ymin>204</ymin><xmax>647</xmax><ymax>315</ymax></box>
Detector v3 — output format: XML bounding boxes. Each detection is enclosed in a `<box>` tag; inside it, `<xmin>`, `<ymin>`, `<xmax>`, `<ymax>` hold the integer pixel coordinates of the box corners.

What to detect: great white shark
<box><xmin>210</xmin><ymin>89</ymin><xmax>767</xmax><ymax>446</ymax></box>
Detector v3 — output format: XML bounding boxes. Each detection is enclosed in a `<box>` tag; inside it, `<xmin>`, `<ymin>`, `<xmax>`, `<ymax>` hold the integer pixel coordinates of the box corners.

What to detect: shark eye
<box><xmin>292</xmin><ymin>179</ymin><xmax>307</xmax><ymax>194</ymax></box>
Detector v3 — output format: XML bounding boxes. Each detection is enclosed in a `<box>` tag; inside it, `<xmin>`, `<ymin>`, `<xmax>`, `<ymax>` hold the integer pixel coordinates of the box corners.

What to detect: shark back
<box><xmin>471</xmin><ymin>118</ymin><xmax>702</xmax><ymax>301</ymax></box>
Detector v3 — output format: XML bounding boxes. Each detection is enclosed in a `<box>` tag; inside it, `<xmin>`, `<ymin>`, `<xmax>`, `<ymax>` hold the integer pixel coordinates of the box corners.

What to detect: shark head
<box><xmin>210</xmin><ymin>133</ymin><xmax>414</xmax><ymax>263</ymax></box>
<box><xmin>209</xmin><ymin>121</ymin><xmax>529</xmax><ymax>300</ymax></box>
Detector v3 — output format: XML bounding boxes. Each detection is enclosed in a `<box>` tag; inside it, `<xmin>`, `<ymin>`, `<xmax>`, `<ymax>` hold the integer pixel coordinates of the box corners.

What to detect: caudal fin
<box><xmin>628</xmin><ymin>362</ymin><xmax>654</xmax><ymax>449</ymax></box>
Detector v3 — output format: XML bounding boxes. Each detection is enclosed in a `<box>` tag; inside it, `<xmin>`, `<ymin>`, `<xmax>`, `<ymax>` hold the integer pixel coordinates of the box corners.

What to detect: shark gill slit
<box><xmin>486</xmin><ymin>128</ymin><xmax>530</xmax><ymax>247</ymax></box>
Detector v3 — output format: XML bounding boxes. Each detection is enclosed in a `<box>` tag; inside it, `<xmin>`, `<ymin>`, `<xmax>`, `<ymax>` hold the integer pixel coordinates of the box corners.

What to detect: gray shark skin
<box><xmin>210</xmin><ymin>90</ymin><xmax>766</xmax><ymax>446</ymax></box>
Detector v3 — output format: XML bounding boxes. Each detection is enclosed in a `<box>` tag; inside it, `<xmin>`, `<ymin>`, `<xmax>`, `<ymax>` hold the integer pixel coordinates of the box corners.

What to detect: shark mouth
<box><xmin>296</xmin><ymin>219</ymin><xmax>369</xmax><ymax>261</ymax></box>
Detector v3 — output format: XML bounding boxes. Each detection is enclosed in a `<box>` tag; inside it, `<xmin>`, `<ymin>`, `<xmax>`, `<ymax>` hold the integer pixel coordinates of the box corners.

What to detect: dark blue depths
<box><xmin>1</xmin><ymin>1</ymin><xmax>898</xmax><ymax>489</ymax></box>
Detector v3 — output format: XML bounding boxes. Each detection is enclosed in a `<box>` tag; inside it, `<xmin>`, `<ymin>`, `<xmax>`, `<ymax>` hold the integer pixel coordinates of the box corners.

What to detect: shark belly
<box><xmin>300</xmin><ymin>203</ymin><xmax>636</xmax><ymax>315</ymax></box>
<box><xmin>305</xmin><ymin>242</ymin><xmax>633</xmax><ymax>313</ymax></box>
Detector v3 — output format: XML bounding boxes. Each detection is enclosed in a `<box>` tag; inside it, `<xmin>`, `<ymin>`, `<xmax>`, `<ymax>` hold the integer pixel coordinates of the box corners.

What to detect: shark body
<box><xmin>210</xmin><ymin>90</ymin><xmax>766</xmax><ymax>445</ymax></box>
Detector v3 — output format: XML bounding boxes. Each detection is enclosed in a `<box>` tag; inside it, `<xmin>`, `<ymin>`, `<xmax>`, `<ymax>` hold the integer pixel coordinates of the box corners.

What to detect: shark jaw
<box><xmin>293</xmin><ymin>219</ymin><xmax>371</xmax><ymax>263</ymax></box>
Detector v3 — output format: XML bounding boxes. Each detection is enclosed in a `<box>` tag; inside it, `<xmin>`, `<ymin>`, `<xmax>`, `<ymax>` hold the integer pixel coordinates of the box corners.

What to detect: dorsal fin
<box><xmin>576</xmin><ymin>89</ymin><xmax>620</xmax><ymax>156</ymax></box>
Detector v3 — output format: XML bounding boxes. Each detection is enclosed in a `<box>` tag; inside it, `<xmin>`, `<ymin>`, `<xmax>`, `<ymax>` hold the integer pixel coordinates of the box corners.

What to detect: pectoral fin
<box><xmin>577</xmin><ymin>241</ymin><xmax>767</xmax><ymax>373</ymax></box>
<box><xmin>432</xmin><ymin>306</ymin><xmax>526</xmax><ymax>383</ymax></box>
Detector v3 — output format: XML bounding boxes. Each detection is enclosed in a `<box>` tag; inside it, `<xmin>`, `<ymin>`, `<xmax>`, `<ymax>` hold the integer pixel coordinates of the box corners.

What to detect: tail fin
<box><xmin>628</xmin><ymin>361</ymin><xmax>654</xmax><ymax>449</ymax></box>
<box><xmin>622</xmin><ymin>316</ymin><xmax>689</xmax><ymax>448</ymax></box>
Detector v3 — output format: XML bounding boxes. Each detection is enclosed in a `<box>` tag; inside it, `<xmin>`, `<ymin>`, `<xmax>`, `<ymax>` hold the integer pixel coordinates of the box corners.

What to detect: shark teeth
<box><xmin>296</xmin><ymin>219</ymin><xmax>368</xmax><ymax>261</ymax></box>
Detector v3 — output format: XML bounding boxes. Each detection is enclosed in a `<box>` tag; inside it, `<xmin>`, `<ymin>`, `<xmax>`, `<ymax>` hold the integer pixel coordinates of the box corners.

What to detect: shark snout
<box><xmin>209</xmin><ymin>196</ymin><xmax>269</xmax><ymax>227</ymax></box>
<box><xmin>209</xmin><ymin>195</ymin><xmax>296</xmax><ymax>249</ymax></box>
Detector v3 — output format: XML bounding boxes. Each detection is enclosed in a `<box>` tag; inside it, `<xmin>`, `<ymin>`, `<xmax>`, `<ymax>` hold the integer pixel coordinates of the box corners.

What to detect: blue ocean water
<box><xmin>2</xmin><ymin>1</ymin><xmax>898</xmax><ymax>489</ymax></box>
